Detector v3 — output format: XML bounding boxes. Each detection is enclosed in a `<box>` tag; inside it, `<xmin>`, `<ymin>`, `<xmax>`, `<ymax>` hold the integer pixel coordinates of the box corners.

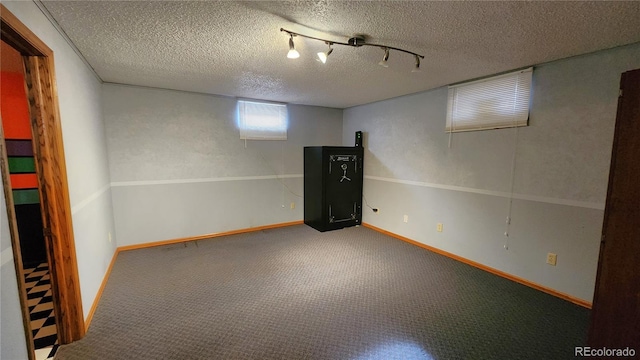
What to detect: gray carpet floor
<box><xmin>56</xmin><ymin>225</ymin><xmax>589</xmax><ymax>359</ymax></box>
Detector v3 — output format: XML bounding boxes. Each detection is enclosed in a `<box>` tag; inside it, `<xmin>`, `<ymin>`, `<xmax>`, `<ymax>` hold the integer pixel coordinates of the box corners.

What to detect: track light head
<box><xmin>411</xmin><ymin>55</ymin><xmax>421</xmax><ymax>73</ymax></box>
<box><xmin>378</xmin><ymin>48</ymin><xmax>390</xmax><ymax>68</ymax></box>
<box><xmin>287</xmin><ymin>35</ymin><xmax>300</xmax><ymax>59</ymax></box>
<box><xmin>317</xmin><ymin>43</ymin><xmax>333</xmax><ymax>64</ymax></box>
<box><xmin>279</xmin><ymin>28</ymin><xmax>424</xmax><ymax>72</ymax></box>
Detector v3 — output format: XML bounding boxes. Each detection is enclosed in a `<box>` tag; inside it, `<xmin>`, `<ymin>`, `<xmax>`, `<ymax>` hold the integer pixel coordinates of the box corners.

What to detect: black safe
<box><xmin>304</xmin><ymin>146</ymin><xmax>363</xmax><ymax>232</ymax></box>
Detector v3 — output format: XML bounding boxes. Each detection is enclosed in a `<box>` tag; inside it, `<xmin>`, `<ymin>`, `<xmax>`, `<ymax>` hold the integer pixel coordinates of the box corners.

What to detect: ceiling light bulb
<box><xmin>287</xmin><ymin>35</ymin><xmax>300</xmax><ymax>59</ymax></box>
<box><xmin>378</xmin><ymin>48</ymin><xmax>389</xmax><ymax>68</ymax></box>
<box><xmin>317</xmin><ymin>44</ymin><xmax>333</xmax><ymax>64</ymax></box>
<box><xmin>412</xmin><ymin>55</ymin><xmax>421</xmax><ymax>73</ymax></box>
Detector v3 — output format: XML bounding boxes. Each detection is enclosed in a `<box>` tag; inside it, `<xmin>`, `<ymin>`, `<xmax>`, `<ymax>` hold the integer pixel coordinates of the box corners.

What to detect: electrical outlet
<box><xmin>108</xmin><ymin>232</ymin><xmax>112</xmax><ymax>243</ymax></box>
<box><xmin>437</xmin><ymin>223</ymin><xmax>443</xmax><ymax>232</ymax></box>
<box><xmin>546</xmin><ymin>253</ymin><xmax>557</xmax><ymax>266</ymax></box>
<box><xmin>290</xmin><ymin>202</ymin><xmax>295</xmax><ymax>209</ymax></box>
<box><xmin>403</xmin><ymin>215</ymin><xmax>409</xmax><ymax>223</ymax></box>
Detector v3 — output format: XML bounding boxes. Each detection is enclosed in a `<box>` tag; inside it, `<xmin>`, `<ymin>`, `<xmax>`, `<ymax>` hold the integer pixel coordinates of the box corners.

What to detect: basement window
<box><xmin>446</xmin><ymin>68</ymin><xmax>533</xmax><ymax>132</ymax></box>
<box><xmin>237</xmin><ymin>100</ymin><xmax>288</xmax><ymax>140</ymax></box>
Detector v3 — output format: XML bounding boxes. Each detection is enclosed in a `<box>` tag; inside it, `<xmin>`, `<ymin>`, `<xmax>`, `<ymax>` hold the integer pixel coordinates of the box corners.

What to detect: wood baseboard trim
<box><xmin>84</xmin><ymin>249</ymin><xmax>119</xmax><ymax>331</ymax></box>
<box><xmin>117</xmin><ymin>221</ymin><xmax>304</xmax><ymax>252</ymax></box>
<box><xmin>362</xmin><ymin>223</ymin><xmax>592</xmax><ymax>309</ymax></box>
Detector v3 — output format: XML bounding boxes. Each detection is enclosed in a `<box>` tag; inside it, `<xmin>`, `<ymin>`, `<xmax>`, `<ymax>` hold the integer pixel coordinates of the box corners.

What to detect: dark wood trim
<box><xmin>1</xmin><ymin>3</ymin><xmax>85</xmax><ymax>345</ymax></box>
<box><xmin>0</xmin><ymin>4</ymin><xmax>51</xmax><ymax>56</ymax></box>
<box><xmin>118</xmin><ymin>221</ymin><xmax>305</xmax><ymax>252</ymax></box>
<box><xmin>363</xmin><ymin>223</ymin><xmax>593</xmax><ymax>309</ymax></box>
<box><xmin>588</xmin><ymin>69</ymin><xmax>640</xmax><ymax>348</ymax></box>
<box><xmin>0</xmin><ymin>122</ymin><xmax>35</xmax><ymax>360</ymax></box>
<box><xmin>23</xmin><ymin>55</ymin><xmax>85</xmax><ymax>342</ymax></box>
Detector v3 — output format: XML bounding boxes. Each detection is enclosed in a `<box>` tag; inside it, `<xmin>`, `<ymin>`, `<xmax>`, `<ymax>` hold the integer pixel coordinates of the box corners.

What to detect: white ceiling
<box><xmin>41</xmin><ymin>1</ymin><xmax>640</xmax><ymax>109</ymax></box>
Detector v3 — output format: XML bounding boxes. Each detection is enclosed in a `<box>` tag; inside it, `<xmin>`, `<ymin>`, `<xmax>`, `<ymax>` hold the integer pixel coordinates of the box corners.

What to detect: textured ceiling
<box><xmin>41</xmin><ymin>1</ymin><xmax>640</xmax><ymax>109</ymax></box>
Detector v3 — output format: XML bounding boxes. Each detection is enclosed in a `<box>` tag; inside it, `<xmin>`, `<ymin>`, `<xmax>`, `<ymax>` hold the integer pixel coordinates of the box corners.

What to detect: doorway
<box><xmin>1</xmin><ymin>4</ymin><xmax>85</xmax><ymax>360</ymax></box>
<box><xmin>1</xmin><ymin>39</ymin><xmax>58</xmax><ymax>359</ymax></box>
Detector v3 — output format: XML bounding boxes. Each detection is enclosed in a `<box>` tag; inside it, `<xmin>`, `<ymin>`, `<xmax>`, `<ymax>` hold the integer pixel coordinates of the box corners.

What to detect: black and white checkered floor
<box><xmin>24</xmin><ymin>262</ymin><xmax>58</xmax><ymax>360</ymax></box>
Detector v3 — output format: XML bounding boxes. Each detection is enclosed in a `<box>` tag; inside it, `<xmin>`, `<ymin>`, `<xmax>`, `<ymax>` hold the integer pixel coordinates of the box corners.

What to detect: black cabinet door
<box><xmin>326</xmin><ymin>153</ymin><xmax>360</xmax><ymax>224</ymax></box>
<box><xmin>304</xmin><ymin>146</ymin><xmax>363</xmax><ymax>232</ymax></box>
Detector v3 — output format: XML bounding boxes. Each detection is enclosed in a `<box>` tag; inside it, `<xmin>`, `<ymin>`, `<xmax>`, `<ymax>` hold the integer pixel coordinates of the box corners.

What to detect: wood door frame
<box><xmin>1</xmin><ymin>3</ymin><xmax>85</xmax><ymax>352</ymax></box>
<box><xmin>588</xmin><ymin>69</ymin><xmax>640</xmax><ymax>348</ymax></box>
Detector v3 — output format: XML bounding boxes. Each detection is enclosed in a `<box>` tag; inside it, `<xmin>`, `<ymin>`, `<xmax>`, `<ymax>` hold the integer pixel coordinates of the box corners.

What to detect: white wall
<box><xmin>103</xmin><ymin>84</ymin><xmax>342</xmax><ymax>246</ymax></box>
<box><xmin>1</xmin><ymin>186</ymin><xmax>29</xmax><ymax>360</ymax></box>
<box><xmin>2</xmin><ymin>0</ymin><xmax>117</xmax><ymax>330</ymax></box>
<box><xmin>343</xmin><ymin>43</ymin><xmax>640</xmax><ymax>302</ymax></box>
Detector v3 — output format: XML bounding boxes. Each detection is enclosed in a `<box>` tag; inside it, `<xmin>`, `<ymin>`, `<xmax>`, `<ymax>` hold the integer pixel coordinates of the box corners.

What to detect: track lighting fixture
<box><xmin>412</xmin><ymin>55</ymin><xmax>421</xmax><ymax>73</ymax></box>
<box><xmin>378</xmin><ymin>47</ymin><xmax>390</xmax><ymax>68</ymax></box>
<box><xmin>281</xmin><ymin>28</ymin><xmax>424</xmax><ymax>72</ymax></box>
<box><xmin>317</xmin><ymin>42</ymin><xmax>333</xmax><ymax>64</ymax></box>
<box><xmin>287</xmin><ymin>34</ymin><xmax>300</xmax><ymax>59</ymax></box>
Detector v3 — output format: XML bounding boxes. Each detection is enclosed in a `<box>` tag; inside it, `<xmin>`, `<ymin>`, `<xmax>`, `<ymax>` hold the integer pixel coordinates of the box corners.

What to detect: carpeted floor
<box><xmin>56</xmin><ymin>225</ymin><xmax>589</xmax><ymax>359</ymax></box>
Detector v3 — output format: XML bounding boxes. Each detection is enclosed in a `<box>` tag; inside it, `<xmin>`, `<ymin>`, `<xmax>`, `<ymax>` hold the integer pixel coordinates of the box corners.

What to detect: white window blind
<box><xmin>237</xmin><ymin>100</ymin><xmax>288</xmax><ymax>140</ymax></box>
<box><xmin>446</xmin><ymin>68</ymin><xmax>533</xmax><ymax>132</ymax></box>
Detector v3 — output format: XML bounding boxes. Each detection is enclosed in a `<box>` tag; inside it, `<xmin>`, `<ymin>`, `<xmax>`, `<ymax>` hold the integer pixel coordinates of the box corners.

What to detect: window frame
<box><xmin>237</xmin><ymin>99</ymin><xmax>288</xmax><ymax>140</ymax></box>
<box><xmin>446</xmin><ymin>68</ymin><xmax>533</xmax><ymax>133</ymax></box>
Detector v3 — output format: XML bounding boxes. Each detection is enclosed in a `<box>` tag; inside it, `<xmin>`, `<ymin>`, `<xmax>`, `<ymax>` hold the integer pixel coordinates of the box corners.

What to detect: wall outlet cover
<box><xmin>546</xmin><ymin>253</ymin><xmax>557</xmax><ymax>266</ymax></box>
